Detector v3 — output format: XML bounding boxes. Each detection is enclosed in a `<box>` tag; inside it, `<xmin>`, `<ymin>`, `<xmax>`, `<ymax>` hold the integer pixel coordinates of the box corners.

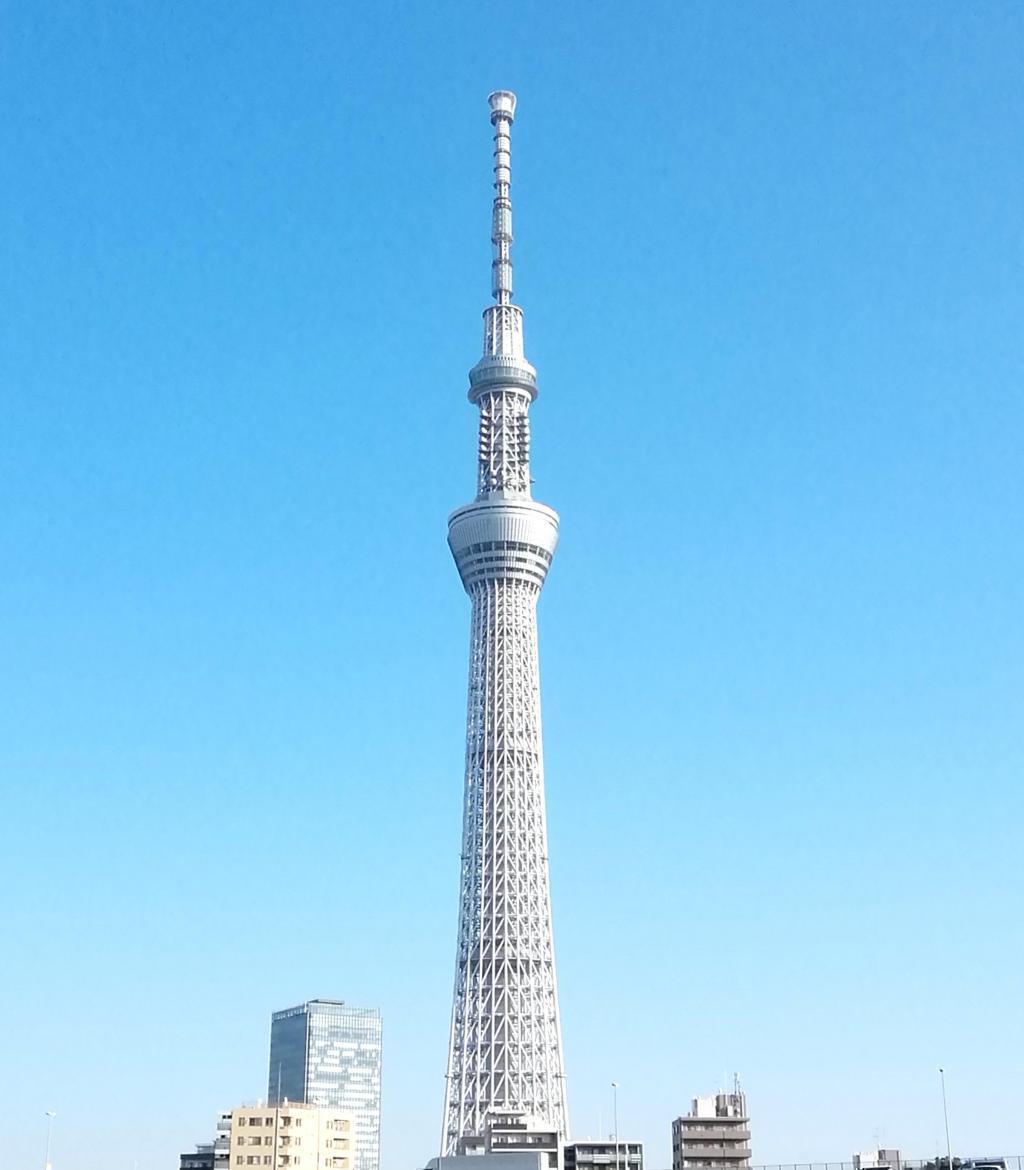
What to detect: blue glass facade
<box><xmin>268</xmin><ymin>1000</ymin><xmax>382</xmax><ymax>1170</ymax></box>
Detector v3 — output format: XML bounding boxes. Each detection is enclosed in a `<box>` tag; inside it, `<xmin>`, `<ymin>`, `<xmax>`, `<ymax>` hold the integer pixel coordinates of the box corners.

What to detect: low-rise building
<box><xmin>423</xmin><ymin>1111</ymin><xmax>560</xmax><ymax>1170</ymax></box>
<box><xmin>230</xmin><ymin>1102</ymin><xmax>354</xmax><ymax>1170</ymax></box>
<box><xmin>181</xmin><ymin>1144</ymin><xmax>215</xmax><ymax>1170</ymax></box>
<box><xmin>564</xmin><ymin>1138</ymin><xmax>643</xmax><ymax>1170</ymax></box>
<box><xmin>854</xmin><ymin>1150</ymin><xmax>902</xmax><ymax>1170</ymax></box>
<box><xmin>214</xmin><ymin>1113</ymin><xmax>232</xmax><ymax>1170</ymax></box>
<box><xmin>672</xmin><ymin>1087</ymin><xmax>750</xmax><ymax>1170</ymax></box>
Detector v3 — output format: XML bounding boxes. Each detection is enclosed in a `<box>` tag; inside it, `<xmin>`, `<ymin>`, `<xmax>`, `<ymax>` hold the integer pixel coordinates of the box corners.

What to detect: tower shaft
<box><xmin>442</xmin><ymin>92</ymin><xmax>568</xmax><ymax>1154</ymax></box>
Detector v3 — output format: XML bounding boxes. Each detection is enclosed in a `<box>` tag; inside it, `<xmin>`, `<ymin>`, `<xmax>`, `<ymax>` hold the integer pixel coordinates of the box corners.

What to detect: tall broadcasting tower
<box><xmin>442</xmin><ymin>91</ymin><xmax>569</xmax><ymax>1153</ymax></box>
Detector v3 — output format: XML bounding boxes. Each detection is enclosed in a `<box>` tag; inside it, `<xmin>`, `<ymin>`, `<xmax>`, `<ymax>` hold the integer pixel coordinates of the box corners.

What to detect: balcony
<box><xmin>684</xmin><ymin>1131</ymin><xmax>751</xmax><ymax>1144</ymax></box>
<box><xmin>682</xmin><ymin>1145</ymin><xmax>752</xmax><ymax>1160</ymax></box>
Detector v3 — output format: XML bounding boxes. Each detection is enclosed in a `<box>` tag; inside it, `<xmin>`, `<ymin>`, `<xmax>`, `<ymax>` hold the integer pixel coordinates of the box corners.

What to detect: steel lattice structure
<box><xmin>442</xmin><ymin>91</ymin><xmax>569</xmax><ymax>1154</ymax></box>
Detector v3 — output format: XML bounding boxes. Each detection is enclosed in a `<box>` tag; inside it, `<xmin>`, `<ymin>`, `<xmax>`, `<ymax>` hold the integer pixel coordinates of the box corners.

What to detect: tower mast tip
<box><xmin>488</xmin><ymin>90</ymin><xmax>517</xmax><ymax>122</ymax></box>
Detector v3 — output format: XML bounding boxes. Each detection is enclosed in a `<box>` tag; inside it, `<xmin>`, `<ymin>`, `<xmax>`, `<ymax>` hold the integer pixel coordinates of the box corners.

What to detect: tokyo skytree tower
<box><xmin>442</xmin><ymin>92</ymin><xmax>569</xmax><ymax>1152</ymax></box>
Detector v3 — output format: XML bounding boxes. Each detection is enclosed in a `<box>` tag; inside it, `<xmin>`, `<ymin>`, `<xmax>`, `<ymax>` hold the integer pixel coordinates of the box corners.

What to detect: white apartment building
<box><xmin>854</xmin><ymin>1150</ymin><xmax>902</xmax><ymax>1170</ymax></box>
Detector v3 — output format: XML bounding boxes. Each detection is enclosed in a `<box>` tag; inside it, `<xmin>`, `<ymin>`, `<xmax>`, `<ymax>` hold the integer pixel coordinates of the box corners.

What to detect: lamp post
<box><xmin>939</xmin><ymin>1068</ymin><xmax>953</xmax><ymax>1170</ymax></box>
<box><xmin>43</xmin><ymin>1111</ymin><xmax>56</xmax><ymax>1170</ymax></box>
<box><xmin>611</xmin><ymin>1083</ymin><xmax>620</xmax><ymax>1170</ymax></box>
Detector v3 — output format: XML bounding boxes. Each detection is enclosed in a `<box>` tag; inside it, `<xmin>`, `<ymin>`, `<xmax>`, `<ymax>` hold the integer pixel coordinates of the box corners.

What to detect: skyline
<box><xmin>2</xmin><ymin>3</ymin><xmax>1022</xmax><ymax>1170</ymax></box>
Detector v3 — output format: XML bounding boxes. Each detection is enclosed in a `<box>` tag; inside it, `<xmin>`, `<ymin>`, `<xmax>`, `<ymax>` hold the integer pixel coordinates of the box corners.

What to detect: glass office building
<box><xmin>268</xmin><ymin>999</ymin><xmax>382</xmax><ymax>1170</ymax></box>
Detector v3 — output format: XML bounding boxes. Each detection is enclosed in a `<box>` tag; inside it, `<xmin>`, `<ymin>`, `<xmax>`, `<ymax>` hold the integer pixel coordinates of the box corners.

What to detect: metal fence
<box><xmin>653</xmin><ymin>1161</ymin><xmax>1024</xmax><ymax>1170</ymax></box>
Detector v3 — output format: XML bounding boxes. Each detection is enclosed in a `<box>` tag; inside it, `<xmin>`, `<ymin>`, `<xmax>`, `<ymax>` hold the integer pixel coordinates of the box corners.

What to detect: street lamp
<box><xmin>43</xmin><ymin>1111</ymin><xmax>56</xmax><ymax>1170</ymax></box>
<box><xmin>939</xmin><ymin>1069</ymin><xmax>953</xmax><ymax>1170</ymax></box>
<box><xmin>611</xmin><ymin>1083</ymin><xmax>620</xmax><ymax>1170</ymax></box>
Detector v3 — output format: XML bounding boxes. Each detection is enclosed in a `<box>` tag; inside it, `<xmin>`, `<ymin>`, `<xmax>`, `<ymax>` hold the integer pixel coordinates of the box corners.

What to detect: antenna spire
<box><xmin>470</xmin><ymin>91</ymin><xmax>534</xmax><ymax>400</ymax></box>
<box><xmin>488</xmin><ymin>90</ymin><xmax>516</xmax><ymax>305</ymax></box>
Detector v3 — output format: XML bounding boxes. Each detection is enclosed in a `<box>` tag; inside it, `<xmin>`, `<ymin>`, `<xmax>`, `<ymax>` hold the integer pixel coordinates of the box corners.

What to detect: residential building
<box><xmin>268</xmin><ymin>1000</ymin><xmax>382</xmax><ymax>1170</ymax></box>
<box><xmin>672</xmin><ymin>1087</ymin><xmax>751</xmax><ymax>1170</ymax></box>
<box><xmin>181</xmin><ymin>1145</ymin><xmax>215</xmax><ymax>1170</ymax></box>
<box><xmin>458</xmin><ymin>1111</ymin><xmax>561</xmax><ymax>1163</ymax></box>
<box><xmin>564</xmin><ymin>1138</ymin><xmax>644</xmax><ymax>1170</ymax></box>
<box><xmin>230</xmin><ymin>1102</ymin><xmax>353</xmax><ymax>1170</ymax></box>
<box><xmin>181</xmin><ymin>1112</ymin><xmax>232</xmax><ymax>1170</ymax></box>
<box><xmin>214</xmin><ymin>1111</ymin><xmax>232</xmax><ymax>1170</ymax></box>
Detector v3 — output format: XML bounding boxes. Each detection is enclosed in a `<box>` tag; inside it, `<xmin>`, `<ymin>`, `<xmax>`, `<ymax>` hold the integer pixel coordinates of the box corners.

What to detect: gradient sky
<box><xmin>2</xmin><ymin>3</ymin><xmax>1022</xmax><ymax>1169</ymax></box>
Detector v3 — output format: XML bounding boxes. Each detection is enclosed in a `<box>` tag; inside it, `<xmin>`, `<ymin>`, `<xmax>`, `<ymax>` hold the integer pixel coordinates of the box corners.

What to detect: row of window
<box><xmin>235</xmin><ymin>1158</ymin><xmax>337</xmax><ymax>1168</ymax></box>
<box><xmin>238</xmin><ymin>1117</ymin><xmax>304</xmax><ymax>1128</ymax></box>
<box><xmin>238</xmin><ymin>1137</ymin><xmax>302</xmax><ymax>1147</ymax></box>
<box><xmin>463</xmin><ymin>540</ymin><xmax>553</xmax><ymax>562</ymax></box>
<box><xmin>235</xmin><ymin>1159</ymin><xmax>349</xmax><ymax>1168</ymax></box>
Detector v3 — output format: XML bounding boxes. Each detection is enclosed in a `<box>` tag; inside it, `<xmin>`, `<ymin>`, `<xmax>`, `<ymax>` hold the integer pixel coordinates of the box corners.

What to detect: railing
<box><xmin>662</xmin><ymin>1159</ymin><xmax>1024</xmax><ymax>1170</ymax></box>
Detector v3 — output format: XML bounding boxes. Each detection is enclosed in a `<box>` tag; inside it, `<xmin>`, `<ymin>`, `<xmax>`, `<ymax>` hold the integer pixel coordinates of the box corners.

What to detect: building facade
<box><xmin>441</xmin><ymin>88</ymin><xmax>569</xmax><ymax>1158</ymax></box>
<box><xmin>181</xmin><ymin>1111</ymin><xmax>232</xmax><ymax>1170</ymax></box>
<box><xmin>564</xmin><ymin>1139</ymin><xmax>644</xmax><ymax>1170</ymax></box>
<box><xmin>672</xmin><ymin>1089</ymin><xmax>751</xmax><ymax>1170</ymax></box>
<box><xmin>230</xmin><ymin>1103</ymin><xmax>353</xmax><ymax>1170</ymax></box>
<box><xmin>180</xmin><ymin>1144</ymin><xmax>215</xmax><ymax>1170</ymax></box>
<box><xmin>427</xmin><ymin>1112</ymin><xmax>562</xmax><ymax>1170</ymax></box>
<box><xmin>268</xmin><ymin>1000</ymin><xmax>382</xmax><ymax>1170</ymax></box>
<box><xmin>215</xmin><ymin>1112</ymin><xmax>233</xmax><ymax>1170</ymax></box>
<box><xmin>854</xmin><ymin>1150</ymin><xmax>902</xmax><ymax>1170</ymax></box>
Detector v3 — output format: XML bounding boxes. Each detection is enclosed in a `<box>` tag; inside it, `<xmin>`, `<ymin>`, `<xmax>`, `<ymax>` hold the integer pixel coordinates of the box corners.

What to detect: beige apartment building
<box><xmin>231</xmin><ymin>1103</ymin><xmax>354</xmax><ymax>1170</ymax></box>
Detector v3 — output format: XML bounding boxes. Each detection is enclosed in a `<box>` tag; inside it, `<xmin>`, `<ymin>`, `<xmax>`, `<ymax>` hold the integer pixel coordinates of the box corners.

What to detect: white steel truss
<box><xmin>442</xmin><ymin>92</ymin><xmax>569</xmax><ymax>1153</ymax></box>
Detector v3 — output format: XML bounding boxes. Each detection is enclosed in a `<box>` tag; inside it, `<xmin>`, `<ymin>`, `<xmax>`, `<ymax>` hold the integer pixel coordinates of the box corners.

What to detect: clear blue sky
<box><xmin>2</xmin><ymin>3</ymin><xmax>1021</xmax><ymax>1168</ymax></box>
